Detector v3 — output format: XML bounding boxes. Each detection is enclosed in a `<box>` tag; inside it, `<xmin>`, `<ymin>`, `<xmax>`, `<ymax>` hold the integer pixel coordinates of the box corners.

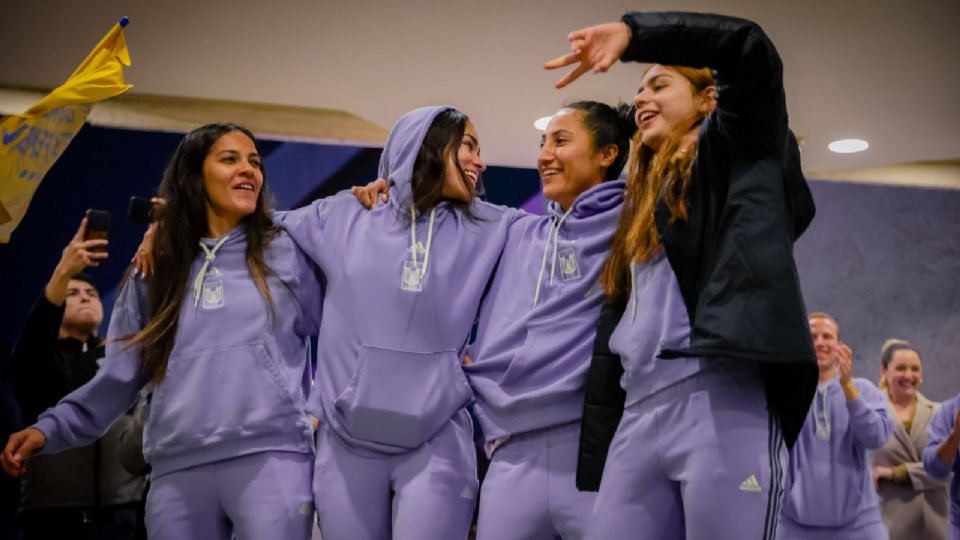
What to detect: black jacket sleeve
<box><xmin>576</xmin><ymin>296</ymin><xmax>628</xmax><ymax>491</ymax></box>
<box><xmin>12</xmin><ymin>293</ymin><xmax>65</xmax><ymax>425</ymax></box>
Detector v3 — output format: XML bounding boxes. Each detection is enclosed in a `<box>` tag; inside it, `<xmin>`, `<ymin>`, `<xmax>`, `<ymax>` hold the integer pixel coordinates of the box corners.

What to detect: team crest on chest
<box><xmin>400</xmin><ymin>243</ymin><xmax>426</xmax><ymax>292</ymax></box>
<box><xmin>201</xmin><ymin>267</ymin><xmax>225</xmax><ymax>310</ymax></box>
<box><xmin>557</xmin><ymin>245</ymin><xmax>581</xmax><ymax>281</ymax></box>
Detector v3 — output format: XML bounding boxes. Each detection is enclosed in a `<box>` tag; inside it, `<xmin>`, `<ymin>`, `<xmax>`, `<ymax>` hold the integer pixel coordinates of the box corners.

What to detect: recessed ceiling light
<box><xmin>828</xmin><ymin>139</ymin><xmax>869</xmax><ymax>154</ymax></box>
<box><xmin>534</xmin><ymin>116</ymin><xmax>552</xmax><ymax>130</ymax></box>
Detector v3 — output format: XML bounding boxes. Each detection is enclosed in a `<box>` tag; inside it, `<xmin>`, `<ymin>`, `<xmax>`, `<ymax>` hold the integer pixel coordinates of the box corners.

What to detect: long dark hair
<box><xmin>409</xmin><ymin>109</ymin><xmax>475</xmax><ymax>215</ymax></box>
<box><xmin>564</xmin><ymin>100</ymin><xmax>637</xmax><ymax>181</ymax></box>
<box><xmin>128</xmin><ymin>123</ymin><xmax>278</xmax><ymax>384</ymax></box>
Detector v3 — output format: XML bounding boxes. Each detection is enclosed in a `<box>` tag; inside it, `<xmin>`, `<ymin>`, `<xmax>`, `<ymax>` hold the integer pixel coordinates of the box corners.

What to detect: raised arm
<box><xmin>547</xmin><ymin>12</ymin><xmax>787</xmax><ymax>154</ymax></box>
<box><xmin>13</xmin><ymin>218</ymin><xmax>109</xmax><ymax>423</ymax></box>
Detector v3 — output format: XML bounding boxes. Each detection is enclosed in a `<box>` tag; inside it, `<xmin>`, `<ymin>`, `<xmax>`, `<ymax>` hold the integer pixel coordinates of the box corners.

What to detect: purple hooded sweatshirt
<box><xmin>924</xmin><ymin>393</ymin><xmax>960</xmax><ymax>534</ymax></box>
<box><xmin>464</xmin><ymin>180</ymin><xmax>623</xmax><ymax>443</ymax></box>
<box><xmin>781</xmin><ymin>377</ymin><xmax>894</xmax><ymax>528</ymax></box>
<box><xmin>610</xmin><ymin>250</ymin><xmax>715</xmax><ymax>407</ymax></box>
<box><xmin>277</xmin><ymin>106</ymin><xmax>516</xmax><ymax>456</ymax></box>
<box><xmin>33</xmin><ymin>228</ymin><xmax>324</xmax><ymax>478</ymax></box>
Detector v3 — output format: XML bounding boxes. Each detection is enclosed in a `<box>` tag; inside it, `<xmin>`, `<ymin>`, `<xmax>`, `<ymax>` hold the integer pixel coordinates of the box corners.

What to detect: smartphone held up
<box><xmin>83</xmin><ymin>209</ymin><xmax>110</xmax><ymax>252</ymax></box>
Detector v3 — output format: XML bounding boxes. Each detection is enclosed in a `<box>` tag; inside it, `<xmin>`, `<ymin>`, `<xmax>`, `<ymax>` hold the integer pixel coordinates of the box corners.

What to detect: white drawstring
<box><xmin>410</xmin><ymin>205</ymin><xmax>437</xmax><ymax>281</ymax></box>
<box><xmin>532</xmin><ymin>205</ymin><xmax>574</xmax><ymax>308</ymax></box>
<box><xmin>192</xmin><ymin>234</ymin><xmax>230</xmax><ymax>306</ymax></box>
<box><xmin>814</xmin><ymin>386</ymin><xmax>832</xmax><ymax>439</ymax></box>
<box><xmin>630</xmin><ymin>261</ymin><xmax>638</xmax><ymax>322</ymax></box>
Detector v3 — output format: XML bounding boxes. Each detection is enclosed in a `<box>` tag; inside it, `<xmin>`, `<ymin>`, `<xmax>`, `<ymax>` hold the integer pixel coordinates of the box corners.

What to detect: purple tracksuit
<box><xmin>464</xmin><ymin>180</ymin><xmax>623</xmax><ymax>540</ymax></box>
<box><xmin>778</xmin><ymin>378</ymin><xmax>894</xmax><ymax>539</ymax></box>
<box><xmin>32</xmin><ymin>228</ymin><xmax>324</xmax><ymax>540</ymax></box>
<box><xmin>277</xmin><ymin>106</ymin><xmax>515</xmax><ymax>540</ymax></box>
<box><xmin>924</xmin><ymin>393</ymin><xmax>960</xmax><ymax>539</ymax></box>
<box><xmin>590</xmin><ymin>253</ymin><xmax>786</xmax><ymax>540</ymax></box>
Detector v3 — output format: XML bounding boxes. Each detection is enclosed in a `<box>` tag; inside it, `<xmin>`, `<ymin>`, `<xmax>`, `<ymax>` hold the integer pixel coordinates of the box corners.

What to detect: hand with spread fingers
<box><xmin>544</xmin><ymin>22</ymin><xmax>632</xmax><ymax>89</ymax></box>
<box><xmin>350</xmin><ymin>178</ymin><xmax>390</xmax><ymax>209</ymax></box>
<box><xmin>1</xmin><ymin>428</ymin><xmax>47</xmax><ymax>477</ymax></box>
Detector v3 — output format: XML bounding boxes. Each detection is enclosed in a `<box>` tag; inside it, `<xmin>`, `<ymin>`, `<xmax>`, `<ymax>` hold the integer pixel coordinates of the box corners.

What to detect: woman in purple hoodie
<box><xmin>2</xmin><ymin>123</ymin><xmax>324</xmax><ymax>540</ymax></box>
<box><xmin>464</xmin><ymin>101</ymin><xmax>634</xmax><ymax>540</ymax></box>
<box><xmin>277</xmin><ymin>106</ymin><xmax>517</xmax><ymax>540</ymax></box>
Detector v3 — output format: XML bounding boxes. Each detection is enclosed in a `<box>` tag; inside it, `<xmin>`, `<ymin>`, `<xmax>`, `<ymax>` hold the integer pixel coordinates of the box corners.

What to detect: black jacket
<box><xmin>577</xmin><ymin>12</ymin><xmax>818</xmax><ymax>490</ymax></box>
<box><xmin>12</xmin><ymin>294</ymin><xmax>146</xmax><ymax>510</ymax></box>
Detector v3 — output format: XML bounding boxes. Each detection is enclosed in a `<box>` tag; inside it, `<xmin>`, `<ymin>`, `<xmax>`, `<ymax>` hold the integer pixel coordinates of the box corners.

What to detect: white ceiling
<box><xmin>2</xmin><ymin>0</ymin><xmax>958</xmax><ymax>175</ymax></box>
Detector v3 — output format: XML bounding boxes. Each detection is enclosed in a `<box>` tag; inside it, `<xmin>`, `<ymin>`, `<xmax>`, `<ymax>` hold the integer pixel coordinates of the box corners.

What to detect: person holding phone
<box><xmin>2</xmin><ymin>123</ymin><xmax>325</xmax><ymax>540</ymax></box>
<box><xmin>778</xmin><ymin>313</ymin><xmax>894</xmax><ymax>538</ymax></box>
<box><xmin>11</xmin><ymin>217</ymin><xmax>146</xmax><ymax>540</ymax></box>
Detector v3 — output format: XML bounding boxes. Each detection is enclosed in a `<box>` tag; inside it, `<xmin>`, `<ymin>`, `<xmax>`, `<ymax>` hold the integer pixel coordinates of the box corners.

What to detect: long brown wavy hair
<box><xmin>600</xmin><ymin>66</ymin><xmax>716</xmax><ymax>298</ymax></box>
<box><xmin>127</xmin><ymin>123</ymin><xmax>277</xmax><ymax>384</ymax></box>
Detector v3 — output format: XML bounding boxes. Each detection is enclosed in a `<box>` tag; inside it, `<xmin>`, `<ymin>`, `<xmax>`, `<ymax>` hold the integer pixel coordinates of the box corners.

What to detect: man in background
<box><xmin>12</xmin><ymin>218</ymin><xmax>145</xmax><ymax>540</ymax></box>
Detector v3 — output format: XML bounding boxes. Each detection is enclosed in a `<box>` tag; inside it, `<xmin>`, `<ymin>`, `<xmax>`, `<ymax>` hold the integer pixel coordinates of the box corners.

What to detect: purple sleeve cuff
<box><xmin>923</xmin><ymin>445</ymin><xmax>954</xmax><ymax>478</ymax></box>
<box><xmin>31</xmin><ymin>416</ymin><xmax>61</xmax><ymax>455</ymax></box>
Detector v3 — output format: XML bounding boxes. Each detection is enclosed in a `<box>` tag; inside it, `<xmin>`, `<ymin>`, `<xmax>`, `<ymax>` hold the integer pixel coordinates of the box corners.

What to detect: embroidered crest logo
<box><xmin>201</xmin><ymin>267</ymin><xmax>224</xmax><ymax>310</ymax></box>
<box><xmin>557</xmin><ymin>245</ymin><xmax>580</xmax><ymax>281</ymax></box>
<box><xmin>400</xmin><ymin>244</ymin><xmax>425</xmax><ymax>292</ymax></box>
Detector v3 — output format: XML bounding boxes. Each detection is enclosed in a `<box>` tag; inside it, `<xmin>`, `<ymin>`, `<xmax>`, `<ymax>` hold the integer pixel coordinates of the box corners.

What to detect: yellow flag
<box><xmin>0</xmin><ymin>17</ymin><xmax>133</xmax><ymax>243</ymax></box>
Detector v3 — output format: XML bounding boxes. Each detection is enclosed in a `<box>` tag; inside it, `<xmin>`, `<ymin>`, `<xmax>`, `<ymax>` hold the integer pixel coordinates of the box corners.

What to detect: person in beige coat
<box><xmin>872</xmin><ymin>340</ymin><xmax>949</xmax><ymax>539</ymax></box>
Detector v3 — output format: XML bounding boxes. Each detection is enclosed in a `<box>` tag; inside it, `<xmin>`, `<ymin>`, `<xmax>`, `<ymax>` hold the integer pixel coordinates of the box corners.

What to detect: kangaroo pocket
<box><xmin>145</xmin><ymin>342</ymin><xmax>299</xmax><ymax>453</ymax></box>
<box><xmin>334</xmin><ymin>345</ymin><xmax>473</xmax><ymax>450</ymax></box>
<box><xmin>498</xmin><ymin>319</ymin><xmax>588</xmax><ymax>392</ymax></box>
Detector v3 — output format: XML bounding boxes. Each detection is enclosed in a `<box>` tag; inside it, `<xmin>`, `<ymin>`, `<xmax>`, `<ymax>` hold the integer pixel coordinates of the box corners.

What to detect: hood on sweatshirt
<box><xmin>378</xmin><ymin>105</ymin><xmax>486</xmax><ymax>212</ymax></box>
<box><xmin>379</xmin><ymin>105</ymin><xmax>450</xmax><ymax>210</ymax></box>
<box><xmin>532</xmin><ymin>179</ymin><xmax>625</xmax><ymax>307</ymax></box>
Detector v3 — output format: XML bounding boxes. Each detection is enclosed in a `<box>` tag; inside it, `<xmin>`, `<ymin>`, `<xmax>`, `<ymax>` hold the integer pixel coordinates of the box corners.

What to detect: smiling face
<box><xmin>634</xmin><ymin>65</ymin><xmax>716</xmax><ymax>152</ymax></box>
<box><xmin>538</xmin><ymin>108</ymin><xmax>617</xmax><ymax>210</ymax></box>
<box><xmin>441</xmin><ymin>121</ymin><xmax>485</xmax><ymax>203</ymax></box>
<box><xmin>202</xmin><ymin>131</ymin><xmax>263</xmax><ymax>234</ymax></box>
<box><xmin>809</xmin><ymin>316</ymin><xmax>840</xmax><ymax>374</ymax></box>
<box><xmin>882</xmin><ymin>349</ymin><xmax>923</xmax><ymax>401</ymax></box>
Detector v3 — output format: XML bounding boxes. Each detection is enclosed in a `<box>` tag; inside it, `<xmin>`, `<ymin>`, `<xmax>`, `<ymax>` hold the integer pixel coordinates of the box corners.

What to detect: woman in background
<box><xmin>872</xmin><ymin>340</ymin><xmax>949</xmax><ymax>539</ymax></box>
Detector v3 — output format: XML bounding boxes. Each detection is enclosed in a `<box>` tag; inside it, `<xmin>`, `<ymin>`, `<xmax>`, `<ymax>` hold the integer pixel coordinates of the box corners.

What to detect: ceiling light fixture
<box><xmin>828</xmin><ymin>138</ymin><xmax>869</xmax><ymax>154</ymax></box>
